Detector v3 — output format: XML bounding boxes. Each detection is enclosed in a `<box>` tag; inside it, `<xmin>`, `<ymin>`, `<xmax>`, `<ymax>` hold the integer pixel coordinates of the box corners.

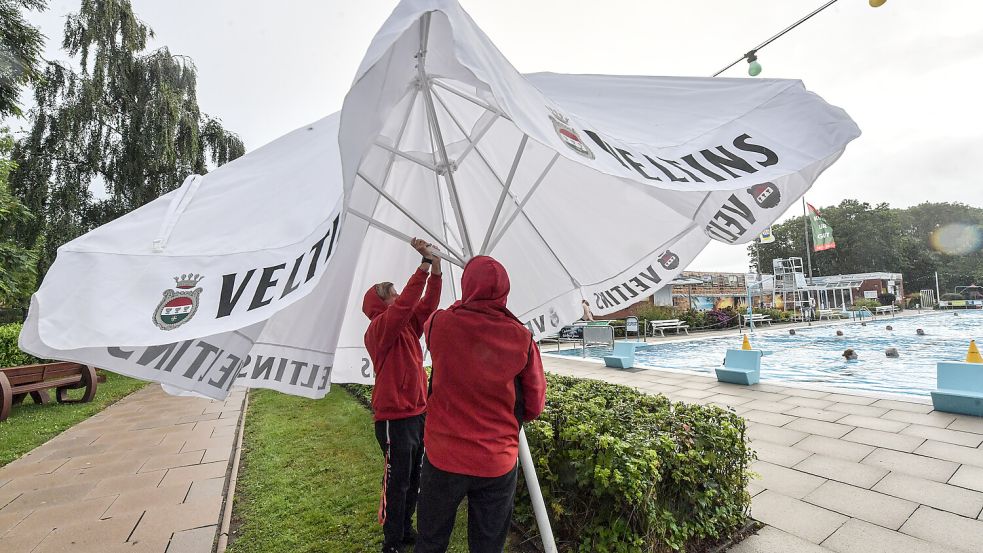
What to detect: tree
<box><xmin>9</xmin><ymin>0</ymin><xmax>245</xmax><ymax>279</ymax></box>
<box><xmin>0</xmin><ymin>130</ymin><xmax>36</xmax><ymax>307</ymax></box>
<box><xmin>0</xmin><ymin>0</ymin><xmax>46</xmax><ymax>117</ymax></box>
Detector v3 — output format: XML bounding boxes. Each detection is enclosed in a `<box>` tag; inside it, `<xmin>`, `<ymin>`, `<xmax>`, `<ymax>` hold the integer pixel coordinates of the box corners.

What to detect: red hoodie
<box><xmin>424</xmin><ymin>256</ymin><xmax>547</xmax><ymax>478</ymax></box>
<box><xmin>362</xmin><ymin>268</ymin><xmax>441</xmax><ymax>422</ymax></box>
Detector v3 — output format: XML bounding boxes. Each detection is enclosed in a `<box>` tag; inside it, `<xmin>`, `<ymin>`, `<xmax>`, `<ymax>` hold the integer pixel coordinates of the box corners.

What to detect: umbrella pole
<box><xmin>519</xmin><ymin>427</ymin><xmax>559</xmax><ymax>553</ymax></box>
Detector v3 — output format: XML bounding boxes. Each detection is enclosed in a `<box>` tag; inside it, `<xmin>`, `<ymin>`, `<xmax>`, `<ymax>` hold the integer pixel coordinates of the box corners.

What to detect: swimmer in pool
<box><xmin>886</xmin><ymin>325</ymin><xmax>894</xmax><ymax>331</ymax></box>
<box><xmin>789</xmin><ymin>329</ymin><xmax>796</xmax><ymax>336</ymax></box>
<box><xmin>885</xmin><ymin>347</ymin><xmax>899</xmax><ymax>358</ymax></box>
<box><xmin>836</xmin><ymin>330</ymin><xmax>844</xmax><ymax>337</ymax></box>
<box><xmin>916</xmin><ymin>328</ymin><xmax>925</xmax><ymax>336</ymax></box>
<box><xmin>842</xmin><ymin>348</ymin><xmax>858</xmax><ymax>361</ymax></box>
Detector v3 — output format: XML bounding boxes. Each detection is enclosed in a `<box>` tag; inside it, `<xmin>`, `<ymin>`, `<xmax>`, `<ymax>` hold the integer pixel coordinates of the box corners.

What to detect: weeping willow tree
<box><xmin>0</xmin><ymin>0</ymin><xmax>46</xmax><ymax>117</ymax></box>
<box><xmin>9</xmin><ymin>0</ymin><xmax>245</xmax><ymax>279</ymax></box>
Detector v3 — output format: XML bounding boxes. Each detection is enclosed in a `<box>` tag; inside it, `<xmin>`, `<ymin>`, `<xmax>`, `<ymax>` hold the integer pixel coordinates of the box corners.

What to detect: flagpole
<box><xmin>802</xmin><ymin>198</ymin><xmax>814</xmax><ymax>279</ymax></box>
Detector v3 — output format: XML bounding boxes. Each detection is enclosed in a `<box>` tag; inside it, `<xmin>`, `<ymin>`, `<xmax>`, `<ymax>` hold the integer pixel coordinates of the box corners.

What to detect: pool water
<box><xmin>551</xmin><ymin>311</ymin><xmax>983</xmax><ymax>399</ymax></box>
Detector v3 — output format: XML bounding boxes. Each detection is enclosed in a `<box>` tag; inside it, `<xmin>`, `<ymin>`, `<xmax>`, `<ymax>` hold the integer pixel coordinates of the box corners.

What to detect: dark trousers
<box><xmin>415</xmin><ymin>456</ymin><xmax>518</xmax><ymax>553</ymax></box>
<box><xmin>375</xmin><ymin>414</ymin><xmax>425</xmax><ymax>549</ymax></box>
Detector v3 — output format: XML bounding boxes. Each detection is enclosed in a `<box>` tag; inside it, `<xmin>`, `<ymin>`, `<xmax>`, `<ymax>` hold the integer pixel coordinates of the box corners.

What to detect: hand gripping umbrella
<box><xmin>21</xmin><ymin>0</ymin><xmax>860</xmax><ymax>549</ymax></box>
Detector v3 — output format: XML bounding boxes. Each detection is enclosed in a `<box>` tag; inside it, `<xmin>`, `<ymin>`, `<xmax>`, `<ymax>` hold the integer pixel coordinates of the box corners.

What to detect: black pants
<box><xmin>415</xmin><ymin>456</ymin><xmax>518</xmax><ymax>553</ymax></box>
<box><xmin>375</xmin><ymin>414</ymin><xmax>425</xmax><ymax>549</ymax></box>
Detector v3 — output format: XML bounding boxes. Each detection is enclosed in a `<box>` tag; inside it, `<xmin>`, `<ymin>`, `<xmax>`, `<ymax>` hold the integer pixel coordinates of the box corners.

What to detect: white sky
<box><xmin>22</xmin><ymin>0</ymin><xmax>983</xmax><ymax>272</ymax></box>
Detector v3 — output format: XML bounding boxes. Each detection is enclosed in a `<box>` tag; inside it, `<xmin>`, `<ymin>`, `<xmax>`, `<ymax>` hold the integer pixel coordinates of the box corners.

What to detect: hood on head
<box><xmin>362</xmin><ymin>286</ymin><xmax>387</xmax><ymax>319</ymax></box>
<box><xmin>461</xmin><ymin>256</ymin><xmax>510</xmax><ymax>307</ymax></box>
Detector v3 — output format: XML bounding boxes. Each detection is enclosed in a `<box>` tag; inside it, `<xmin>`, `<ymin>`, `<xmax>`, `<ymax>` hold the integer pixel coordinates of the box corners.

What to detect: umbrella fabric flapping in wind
<box><xmin>20</xmin><ymin>0</ymin><xmax>860</xmax><ymax>549</ymax></box>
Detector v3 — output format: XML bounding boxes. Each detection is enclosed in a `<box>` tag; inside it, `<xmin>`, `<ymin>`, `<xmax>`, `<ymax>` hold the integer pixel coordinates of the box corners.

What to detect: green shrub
<box><xmin>753</xmin><ymin>307</ymin><xmax>790</xmax><ymax>322</ymax></box>
<box><xmin>851</xmin><ymin>298</ymin><xmax>881</xmax><ymax>310</ymax></box>
<box><xmin>633</xmin><ymin>305</ymin><xmax>676</xmax><ymax>322</ymax></box>
<box><xmin>0</xmin><ymin>323</ymin><xmax>39</xmax><ymax>367</ymax></box>
<box><xmin>941</xmin><ymin>293</ymin><xmax>963</xmax><ymax>301</ymax></box>
<box><xmin>520</xmin><ymin>374</ymin><xmax>754</xmax><ymax>552</ymax></box>
<box><xmin>676</xmin><ymin>308</ymin><xmax>708</xmax><ymax>329</ymax></box>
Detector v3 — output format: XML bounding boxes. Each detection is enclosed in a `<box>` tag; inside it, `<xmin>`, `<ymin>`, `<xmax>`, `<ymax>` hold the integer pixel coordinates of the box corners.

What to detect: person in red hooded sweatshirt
<box><xmin>362</xmin><ymin>238</ymin><xmax>442</xmax><ymax>553</ymax></box>
<box><xmin>415</xmin><ymin>256</ymin><xmax>546</xmax><ymax>553</ymax></box>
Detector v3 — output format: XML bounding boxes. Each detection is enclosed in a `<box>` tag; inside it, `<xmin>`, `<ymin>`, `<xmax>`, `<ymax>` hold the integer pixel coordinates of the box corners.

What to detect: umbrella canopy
<box><xmin>20</xmin><ymin>0</ymin><xmax>859</xmax><ymax>400</ymax></box>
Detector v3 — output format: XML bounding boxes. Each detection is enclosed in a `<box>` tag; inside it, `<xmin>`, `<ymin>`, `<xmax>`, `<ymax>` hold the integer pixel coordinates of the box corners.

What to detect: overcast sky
<box><xmin>23</xmin><ymin>0</ymin><xmax>983</xmax><ymax>272</ymax></box>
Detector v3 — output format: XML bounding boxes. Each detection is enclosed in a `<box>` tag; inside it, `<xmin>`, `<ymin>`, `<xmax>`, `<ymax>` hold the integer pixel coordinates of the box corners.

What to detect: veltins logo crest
<box><xmin>747</xmin><ymin>182</ymin><xmax>781</xmax><ymax>209</ymax></box>
<box><xmin>548</xmin><ymin>108</ymin><xmax>594</xmax><ymax>160</ymax></box>
<box><xmin>658</xmin><ymin>250</ymin><xmax>680</xmax><ymax>270</ymax></box>
<box><xmin>548</xmin><ymin>307</ymin><xmax>560</xmax><ymax>328</ymax></box>
<box><xmin>153</xmin><ymin>274</ymin><xmax>203</xmax><ymax>331</ymax></box>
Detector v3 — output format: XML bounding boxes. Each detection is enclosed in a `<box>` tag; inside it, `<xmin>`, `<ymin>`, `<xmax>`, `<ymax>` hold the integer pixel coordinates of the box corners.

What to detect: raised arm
<box><xmin>374</xmin><ymin>238</ymin><xmax>433</xmax><ymax>352</ymax></box>
<box><xmin>413</xmin><ymin>245</ymin><xmax>443</xmax><ymax>335</ymax></box>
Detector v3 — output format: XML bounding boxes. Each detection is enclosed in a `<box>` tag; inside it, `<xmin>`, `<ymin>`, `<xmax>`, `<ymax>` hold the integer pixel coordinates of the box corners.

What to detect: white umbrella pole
<box><xmin>519</xmin><ymin>427</ymin><xmax>558</xmax><ymax>553</ymax></box>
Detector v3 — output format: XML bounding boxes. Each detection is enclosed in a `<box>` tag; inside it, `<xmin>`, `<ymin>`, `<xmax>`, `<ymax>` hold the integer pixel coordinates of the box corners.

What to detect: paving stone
<box><xmin>900</xmin><ymin>505</ymin><xmax>983</xmax><ymax>553</ymax></box>
<box><xmin>128</xmin><ymin>495</ymin><xmax>223</xmax><ymax>544</ymax></box>
<box><xmin>137</xmin><ymin>451</ymin><xmax>205</xmax><ymax>474</ymax></box>
<box><xmin>751</xmin><ymin>440</ymin><xmax>813</xmax><ymax>467</ymax></box>
<box><xmin>158</xmin><ymin>461</ymin><xmax>228</xmax><ymax>488</ymax></box>
<box><xmin>0</xmin><ymin>482</ymin><xmax>96</xmax><ymax>513</ymax></box>
<box><xmin>728</xmin><ymin>526</ymin><xmax>833</xmax><ymax>553</ymax></box>
<box><xmin>84</xmin><ymin>471</ymin><xmax>167</xmax><ymax>499</ymax></box>
<box><xmin>841</xmin><ymin>427</ymin><xmax>924</xmax><ymax>452</ymax></box>
<box><xmin>166</xmin><ymin>524</ymin><xmax>217</xmax><ymax>553</ymax></box>
<box><xmin>822</xmin><ymin>518</ymin><xmax>954</xmax><ymax>553</ymax></box>
<box><xmin>804</xmin><ymin>480</ymin><xmax>918</xmax><ymax>530</ymax></box>
<box><xmin>743</xmin><ymin>410</ymin><xmax>797</xmax><ymax>426</ymax></box>
<box><xmin>0</xmin><ymin>509</ymin><xmax>30</xmax><ymax>534</ymax></box>
<box><xmin>949</xmin><ymin>465</ymin><xmax>983</xmax><ymax>493</ymax></box>
<box><xmin>739</xmin><ymin>390</ymin><xmax>793</xmax><ymax>403</ymax></box>
<box><xmin>201</xmin><ymin>447</ymin><xmax>233</xmax><ymax>464</ymax></box>
<box><xmin>785</xmin><ymin>418</ymin><xmax>854</xmax><ymax>439</ymax></box>
<box><xmin>794</xmin><ymin>454</ymin><xmax>887</xmax><ymax>488</ymax></box>
<box><xmin>780</xmin><ymin>387</ymin><xmax>833</xmax><ymax>400</ymax></box>
<box><xmin>794</xmin><ymin>435</ymin><xmax>875</xmax><ymax>463</ymax></box>
<box><xmin>783</xmin><ymin>407</ymin><xmax>848</xmax><ymax>422</ymax></box>
<box><xmin>825</xmin><ymin>402</ymin><xmax>889</xmax><ymax>418</ymax></box>
<box><xmin>915</xmin><ymin>439</ymin><xmax>983</xmax><ymax>468</ymax></box>
<box><xmin>780</xmin><ymin>396</ymin><xmax>835</xmax><ymax>409</ymax></box>
<box><xmin>748</xmin><ymin>423</ymin><xmax>808</xmax><ymax>447</ymax></box>
<box><xmin>948</xmin><ymin>416</ymin><xmax>983</xmax><ymax>434</ymax></box>
<box><xmin>900</xmin><ymin>424</ymin><xmax>983</xmax><ymax>447</ymax></box>
<box><xmin>873</xmin><ymin>472</ymin><xmax>983</xmax><ymax>518</ymax></box>
<box><xmin>836</xmin><ymin>414</ymin><xmax>909</xmax><ymax>433</ymax></box>
<box><xmin>0</xmin><ymin>458</ymin><xmax>69</xmax><ymax>480</ymax></box>
<box><xmin>674</xmin><ymin>388</ymin><xmax>716</xmax><ymax>399</ymax></box>
<box><xmin>185</xmin><ymin>477</ymin><xmax>226</xmax><ymax>502</ymax></box>
<box><xmin>752</xmin><ymin>460</ymin><xmax>827</xmax><ymax>499</ymax></box>
<box><xmin>751</xmin><ymin>490</ymin><xmax>848</xmax><ymax>544</ymax></box>
<box><xmin>179</xmin><ymin>435</ymin><xmax>234</xmax><ymax>455</ymax></box>
<box><xmin>881</xmin><ymin>410</ymin><xmax>956</xmax><ymax>428</ymax></box>
<box><xmin>862</xmin><ymin>448</ymin><xmax>959</xmax><ymax>482</ymax></box>
<box><xmin>6</xmin><ymin>496</ymin><xmax>115</xmax><ymax>537</ymax></box>
<box><xmin>103</xmin><ymin>483</ymin><xmax>191</xmax><ymax>518</ymax></box>
<box><xmin>824</xmin><ymin>393</ymin><xmax>878</xmax><ymax>406</ymax></box>
<box><xmin>744</xmin><ymin>400</ymin><xmax>795</xmax><ymax>414</ymax></box>
<box><xmin>870</xmin><ymin>398</ymin><xmax>934</xmax><ymax>413</ymax></box>
<box><xmin>0</xmin><ymin>523</ymin><xmax>52</xmax><ymax>550</ymax></box>
<box><xmin>30</xmin><ymin>512</ymin><xmax>143</xmax><ymax>553</ymax></box>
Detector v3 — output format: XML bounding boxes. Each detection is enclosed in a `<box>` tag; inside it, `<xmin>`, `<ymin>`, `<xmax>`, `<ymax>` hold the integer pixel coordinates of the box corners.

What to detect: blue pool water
<box><xmin>551</xmin><ymin>312</ymin><xmax>983</xmax><ymax>399</ymax></box>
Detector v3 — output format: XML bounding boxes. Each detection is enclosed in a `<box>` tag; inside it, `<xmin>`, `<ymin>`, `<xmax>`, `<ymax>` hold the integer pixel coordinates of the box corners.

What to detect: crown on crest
<box><xmin>547</xmin><ymin>107</ymin><xmax>569</xmax><ymax>124</ymax></box>
<box><xmin>174</xmin><ymin>273</ymin><xmax>204</xmax><ymax>289</ymax></box>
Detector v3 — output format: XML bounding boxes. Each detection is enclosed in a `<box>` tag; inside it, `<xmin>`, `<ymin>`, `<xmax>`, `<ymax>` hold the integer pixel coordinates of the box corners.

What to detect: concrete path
<box><xmin>0</xmin><ymin>385</ymin><xmax>245</xmax><ymax>552</ymax></box>
<box><xmin>543</xmin><ymin>355</ymin><xmax>983</xmax><ymax>553</ymax></box>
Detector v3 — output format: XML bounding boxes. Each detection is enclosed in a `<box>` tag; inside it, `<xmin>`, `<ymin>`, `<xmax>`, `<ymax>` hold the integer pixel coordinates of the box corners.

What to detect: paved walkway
<box><xmin>0</xmin><ymin>385</ymin><xmax>245</xmax><ymax>552</ymax></box>
<box><xmin>543</xmin><ymin>355</ymin><xmax>983</xmax><ymax>553</ymax></box>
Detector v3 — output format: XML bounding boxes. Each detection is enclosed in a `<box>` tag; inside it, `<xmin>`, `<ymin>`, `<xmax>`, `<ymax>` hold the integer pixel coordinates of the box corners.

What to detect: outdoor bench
<box><xmin>931</xmin><ymin>361</ymin><xmax>983</xmax><ymax>417</ymax></box>
<box><xmin>741</xmin><ymin>313</ymin><xmax>773</xmax><ymax>326</ymax></box>
<box><xmin>0</xmin><ymin>362</ymin><xmax>101</xmax><ymax>422</ymax></box>
<box><xmin>649</xmin><ymin>319</ymin><xmax>690</xmax><ymax>337</ymax></box>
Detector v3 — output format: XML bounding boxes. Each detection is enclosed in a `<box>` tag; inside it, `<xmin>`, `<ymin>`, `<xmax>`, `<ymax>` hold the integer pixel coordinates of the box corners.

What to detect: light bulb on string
<box><xmin>747</xmin><ymin>51</ymin><xmax>761</xmax><ymax>76</ymax></box>
<box><xmin>869</xmin><ymin>0</ymin><xmax>887</xmax><ymax>7</ymax></box>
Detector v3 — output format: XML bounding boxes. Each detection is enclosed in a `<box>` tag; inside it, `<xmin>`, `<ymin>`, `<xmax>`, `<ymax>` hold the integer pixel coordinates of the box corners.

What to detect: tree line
<box><xmin>751</xmin><ymin>200</ymin><xmax>983</xmax><ymax>297</ymax></box>
<box><xmin>1</xmin><ymin>0</ymin><xmax>244</xmax><ymax>309</ymax></box>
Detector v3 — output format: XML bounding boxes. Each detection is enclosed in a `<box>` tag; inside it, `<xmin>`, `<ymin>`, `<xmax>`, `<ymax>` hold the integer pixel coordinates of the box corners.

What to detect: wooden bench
<box><xmin>649</xmin><ymin>319</ymin><xmax>690</xmax><ymax>337</ymax></box>
<box><xmin>0</xmin><ymin>362</ymin><xmax>100</xmax><ymax>422</ymax></box>
<box><xmin>741</xmin><ymin>313</ymin><xmax>773</xmax><ymax>326</ymax></box>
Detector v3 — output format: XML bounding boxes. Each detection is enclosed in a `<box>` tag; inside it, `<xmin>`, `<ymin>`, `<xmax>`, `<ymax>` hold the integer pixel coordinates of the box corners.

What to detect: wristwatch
<box><xmin>421</xmin><ymin>257</ymin><xmax>433</xmax><ymax>264</ymax></box>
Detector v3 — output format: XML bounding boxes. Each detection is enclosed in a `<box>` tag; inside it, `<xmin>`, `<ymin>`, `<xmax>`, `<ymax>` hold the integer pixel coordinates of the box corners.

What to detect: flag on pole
<box><xmin>807</xmin><ymin>203</ymin><xmax>836</xmax><ymax>251</ymax></box>
<box><xmin>758</xmin><ymin>226</ymin><xmax>775</xmax><ymax>244</ymax></box>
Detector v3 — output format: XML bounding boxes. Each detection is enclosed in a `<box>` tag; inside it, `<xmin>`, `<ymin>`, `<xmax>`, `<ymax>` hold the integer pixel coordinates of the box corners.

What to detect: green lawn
<box><xmin>0</xmin><ymin>371</ymin><xmax>146</xmax><ymax>466</ymax></box>
<box><xmin>229</xmin><ymin>388</ymin><xmax>524</xmax><ymax>553</ymax></box>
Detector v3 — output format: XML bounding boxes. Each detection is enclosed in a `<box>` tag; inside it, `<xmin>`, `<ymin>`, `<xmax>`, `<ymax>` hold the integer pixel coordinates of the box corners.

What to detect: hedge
<box><xmin>0</xmin><ymin>323</ymin><xmax>40</xmax><ymax>367</ymax></box>
<box><xmin>343</xmin><ymin>373</ymin><xmax>754</xmax><ymax>552</ymax></box>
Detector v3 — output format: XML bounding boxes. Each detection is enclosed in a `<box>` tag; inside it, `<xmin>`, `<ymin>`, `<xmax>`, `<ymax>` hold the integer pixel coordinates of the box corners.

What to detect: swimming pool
<box><xmin>551</xmin><ymin>311</ymin><xmax>983</xmax><ymax>399</ymax></box>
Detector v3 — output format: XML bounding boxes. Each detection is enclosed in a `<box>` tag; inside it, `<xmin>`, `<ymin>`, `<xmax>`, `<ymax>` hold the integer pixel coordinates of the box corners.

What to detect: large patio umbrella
<box><xmin>20</xmin><ymin>0</ymin><xmax>859</xmax><ymax>548</ymax></box>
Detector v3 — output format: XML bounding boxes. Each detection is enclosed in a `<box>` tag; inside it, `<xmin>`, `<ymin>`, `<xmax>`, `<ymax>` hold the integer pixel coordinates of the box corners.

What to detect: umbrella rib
<box><xmin>430</xmin><ymin>90</ymin><xmax>579</xmax><ymax>287</ymax></box>
<box><xmin>479</xmin><ymin>134</ymin><xmax>528</xmax><ymax>255</ymax></box>
<box><xmin>348</xmin><ymin>208</ymin><xmax>464</xmax><ymax>267</ymax></box>
<box><xmin>486</xmin><ymin>152</ymin><xmax>559</xmax><ymax>253</ymax></box>
<box><xmin>356</xmin><ymin>170</ymin><xmax>466</xmax><ymax>264</ymax></box>
<box><xmin>372</xmin><ymin>141</ymin><xmax>438</xmax><ymax>173</ymax></box>
<box><xmin>454</xmin><ymin>110</ymin><xmax>498</xmax><ymax>168</ymax></box>
<box><xmin>431</xmin><ymin>78</ymin><xmax>511</xmax><ymax>121</ymax></box>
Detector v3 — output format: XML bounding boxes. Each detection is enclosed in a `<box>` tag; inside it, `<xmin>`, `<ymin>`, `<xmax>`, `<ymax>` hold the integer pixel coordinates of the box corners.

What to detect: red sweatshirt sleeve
<box><xmin>518</xmin><ymin>338</ymin><xmax>547</xmax><ymax>421</ymax></box>
<box><xmin>412</xmin><ymin>273</ymin><xmax>443</xmax><ymax>337</ymax></box>
<box><xmin>374</xmin><ymin>269</ymin><xmax>428</xmax><ymax>357</ymax></box>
